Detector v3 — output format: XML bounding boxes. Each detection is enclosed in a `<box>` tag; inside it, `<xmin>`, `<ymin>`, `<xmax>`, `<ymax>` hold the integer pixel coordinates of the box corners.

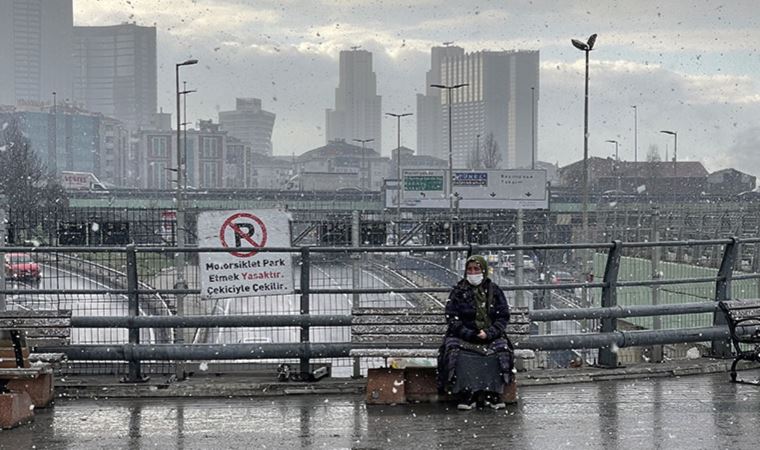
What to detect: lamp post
<box><xmin>352</xmin><ymin>138</ymin><xmax>374</xmax><ymax>192</ymax></box>
<box><xmin>631</xmin><ymin>105</ymin><xmax>638</xmax><ymax>162</ymax></box>
<box><xmin>430</xmin><ymin>83</ymin><xmax>469</xmax><ymax>210</ymax></box>
<box><xmin>173</xmin><ymin>58</ymin><xmax>197</xmax><ymax>366</ymax></box>
<box><xmin>531</xmin><ymin>86</ymin><xmax>536</xmax><ymax>169</ymax></box>
<box><xmin>431</xmin><ymin>83</ymin><xmax>467</xmax><ymax>271</ymax></box>
<box><xmin>180</xmin><ymin>81</ymin><xmax>196</xmax><ymax>190</ymax></box>
<box><xmin>385</xmin><ymin>112</ymin><xmax>412</xmax><ymax>245</ymax></box>
<box><xmin>606</xmin><ymin>139</ymin><xmax>621</xmax><ymax>193</ymax></box>
<box><xmin>571</xmin><ymin>33</ymin><xmax>597</xmax><ymax>264</ymax></box>
<box><xmin>660</xmin><ymin>130</ymin><xmax>677</xmax><ymax>177</ymax></box>
<box><xmin>52</xmin><ymin>91</ymin><xmax>57</xmax><ymax>172</ymax></box>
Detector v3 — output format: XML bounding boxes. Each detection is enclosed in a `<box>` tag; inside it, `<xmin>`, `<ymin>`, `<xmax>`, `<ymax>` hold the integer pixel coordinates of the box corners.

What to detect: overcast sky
<box><xmin>74</xmin><ymin>0</ymin><xmax>760</xmax><ymax>176</ymax></box>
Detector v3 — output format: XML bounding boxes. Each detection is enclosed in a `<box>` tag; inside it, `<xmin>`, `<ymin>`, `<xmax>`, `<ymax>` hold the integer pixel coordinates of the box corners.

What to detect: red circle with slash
<box><xmin>219</xmin><ymin>212</ymin><xmax>268</xmax><ymax>257</ymax></box>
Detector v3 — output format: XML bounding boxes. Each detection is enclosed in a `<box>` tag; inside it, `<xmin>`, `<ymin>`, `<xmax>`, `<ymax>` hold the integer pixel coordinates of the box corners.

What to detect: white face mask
<box><xmin>467</xmin><ymin>273</ymin><xmax>484</xmax><ymax>286</ymax></box>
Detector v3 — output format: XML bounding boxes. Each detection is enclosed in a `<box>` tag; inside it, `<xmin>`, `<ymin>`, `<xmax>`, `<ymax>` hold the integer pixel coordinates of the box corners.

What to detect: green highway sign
<box><xmin>404</xmin><ymin>175</ymin><xmax>443</xmax><ymax>192</ymax></box>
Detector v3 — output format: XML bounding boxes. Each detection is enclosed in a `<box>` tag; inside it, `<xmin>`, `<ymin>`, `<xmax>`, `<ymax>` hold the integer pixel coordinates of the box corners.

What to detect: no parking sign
<box><xmin>197</xmin><ymin>209</ymin><xmax>293</xmax><ymax>299</ymax></box>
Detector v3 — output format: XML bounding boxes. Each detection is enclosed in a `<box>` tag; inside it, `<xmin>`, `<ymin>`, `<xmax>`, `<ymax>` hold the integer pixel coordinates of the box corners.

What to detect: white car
<box><xmin>502</xmin><ymin>254</ymin><xmax>535</xmax><ymax>272</ymax></box>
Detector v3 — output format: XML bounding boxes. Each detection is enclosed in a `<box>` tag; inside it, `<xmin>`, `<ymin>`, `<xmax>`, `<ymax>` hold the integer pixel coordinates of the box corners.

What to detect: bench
<box><xmin>0</xmin><ymin>309</ymin><xmax>72</xmax><ymax>420</ymax></box>
<box><xmin>718</xmin><ymin>299</ymin><xmax>760</xmax><ymax>385</ymax></box>
<box><xmin>349</xmin><ymin>306</ymin><xmax>533</xmax><ymax>405</ymax></box>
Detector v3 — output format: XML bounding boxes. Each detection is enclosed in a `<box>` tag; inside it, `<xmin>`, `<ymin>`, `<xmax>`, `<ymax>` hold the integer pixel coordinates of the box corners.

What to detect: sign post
<box><xmin>198</xmin><ymin>210</ymin><xmax>294</xmax><ymax>299</ymax></box>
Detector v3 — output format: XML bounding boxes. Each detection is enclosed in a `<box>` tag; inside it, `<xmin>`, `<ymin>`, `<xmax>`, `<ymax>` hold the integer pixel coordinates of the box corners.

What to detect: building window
<box><xmin>201</xmin><ymin>137</ymin><xmax>220</xmax><ymax>158</ymax></box>
<box><xmin>201</xmin><ymin>162</ymin><xmax>219</xmax><ymax>187</ymax></box>
<box><xmin>148</xmin><ymin>161</ymin><xmax>167</xmax><ymax>189</ymax></box>
<box><xmin>150</xmin><ymin>136</ymin><xmax>168</xmax><ymax>157</ymax></box>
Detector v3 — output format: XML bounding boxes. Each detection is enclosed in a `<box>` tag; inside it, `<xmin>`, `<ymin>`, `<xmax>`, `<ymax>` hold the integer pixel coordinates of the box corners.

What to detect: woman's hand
<box><xmin>477</xmin><ymin>330</ymin><xmax>487</xmax><ymax>340</ymax></box>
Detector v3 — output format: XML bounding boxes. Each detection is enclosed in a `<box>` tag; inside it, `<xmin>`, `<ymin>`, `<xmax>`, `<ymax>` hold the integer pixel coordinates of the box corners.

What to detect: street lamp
<box><xmin>660</xmin><ymin>130</ymin><xmax>677</xmax><ymax>177</ymax></box>
<box><xmin>605</xmin><ymin>139</ymin><xmax>619</xmax><ymax>160</ymax></box>
<box><xmin>431</xmin><ymin>82</ymin><xmax>467</xmax><ymax>270</ymax></box>
<box><xmin>571</xmin><ymin>33</ymin><xmax>597</xmax><ymax>250</ymax></box>
<box><xmin>606</xmin><ymin>139</ymin><xmax>621</xmax><ymax>192</ymax></box>
<box><xmin>430</xmin><ymin>83</ymin><xmax>468</xmax><ymax>210</ymax></box>
<box><xmin>173</xmin><ymin>58</ymin><xmax>197</xmax><ymax>363</ymax></box>
<box><xmin>352</xmin><ymin>138</ymin><xmax>374</xmax><ymax>191</ymax></box>
<box><xmin>531</xmin><ymin>86</ymin><xmax>536</xmax><ymax>169</ymax></box>
<box><xmin>631</xmin><ymin>105</ymin><xmax>638</xmax><ymax>162</ymax></box>
<box><xmin>180</xmin><ymin>81</ymin><xmax>196</xmax><ymax>191</ymax></box>
<box><xmin>385</xmin><ymin>112</ymin><xmax>413</xmax><ymax>245</ymax></box>
<box><xmin>52</xmin><ymin>91</ymin><xmax>57</xmax><ymax>172</ymax></box>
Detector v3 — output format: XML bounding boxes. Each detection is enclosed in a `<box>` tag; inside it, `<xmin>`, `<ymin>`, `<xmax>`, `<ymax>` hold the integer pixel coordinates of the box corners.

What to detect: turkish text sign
<box><xmin>397</xmin><ymin>169</ymin><xmax>548</xmax><ymax>210</ymax></box>
<box><xmin>198</xmin><ymin>209</ymin><xmax>293</xmax><ymax>299</ymax></box>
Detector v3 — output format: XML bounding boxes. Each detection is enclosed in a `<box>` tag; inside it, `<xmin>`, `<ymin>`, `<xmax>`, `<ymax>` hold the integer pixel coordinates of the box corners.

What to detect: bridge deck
<box><xmin>2</xmin><ymin>369</ymin><xmax>758</xmax><ymax>448</ymax></box>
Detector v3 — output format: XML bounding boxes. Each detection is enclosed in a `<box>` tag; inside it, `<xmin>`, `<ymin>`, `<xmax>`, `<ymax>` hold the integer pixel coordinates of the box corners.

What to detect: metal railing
<box><xmin>1</xmin><ymin>237</ymin><xmax>757</xmax><ymax>381</ymax></box>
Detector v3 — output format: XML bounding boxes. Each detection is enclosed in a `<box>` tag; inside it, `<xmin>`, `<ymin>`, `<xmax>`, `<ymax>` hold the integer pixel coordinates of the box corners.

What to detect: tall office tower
<box><xmin>326</xmin><ymin>49</ymin><xmax>382</xmax><ymax>153</ymax></box>
<box><xmin>73</xmin><ymin>23</ymin><xmax>157</xmax><ymax>131</ymax></box>
<box><xmin>0</xmin><ymin>0</ymin><xmax>74</xmax><ymax>105</ymax></box>
<box><xmin>416</xmin><ymin>45</ymin><xmax>465</xmax><ymax>158</ymax></box>
<box><xmin>219</xmin><ymin>98</ymin><xmax>276</xmax><ymax>156</ymax></box>
<box><xmin>417</xmin><ymin>47</ymin><xmax>539</xmax><ymax>169</ymax></box>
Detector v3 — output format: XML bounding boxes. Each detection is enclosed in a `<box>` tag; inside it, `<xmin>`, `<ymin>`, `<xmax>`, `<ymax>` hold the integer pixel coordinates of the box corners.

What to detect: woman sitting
<box><xmin>437</xmin><ymin>255</ymin><xmax>514</xmax><ymax>410</ymax></box>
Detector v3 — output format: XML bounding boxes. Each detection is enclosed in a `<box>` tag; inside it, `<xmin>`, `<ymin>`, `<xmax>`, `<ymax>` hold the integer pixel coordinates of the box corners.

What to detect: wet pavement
<box><xmin>2</xmin><ymin>370</ymin><xmax>759</xmax><ymax>449</ymax></box>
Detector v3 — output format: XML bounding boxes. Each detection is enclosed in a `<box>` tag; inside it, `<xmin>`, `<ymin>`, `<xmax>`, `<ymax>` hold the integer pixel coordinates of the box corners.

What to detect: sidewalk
<box><xmin>54</xmin><ymin>358</ymin><xmax>745</xmax><ymax>399</ymax></box>
<box><xmin>2</xmin><ymin>366</ymin><xmax>759</xmax><ymax>449</ymax></box>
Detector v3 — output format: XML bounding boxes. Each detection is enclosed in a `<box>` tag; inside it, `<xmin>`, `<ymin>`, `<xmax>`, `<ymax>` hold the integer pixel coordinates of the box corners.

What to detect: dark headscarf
<box><xmin>464</xmin><ymin>254</ymin><xmax>488</xmax><ymax>277</ymax></box>
<box><xmin>465</xmin><ymin>254</ymin><xmax>491</xmax><ymax>329</ymax></box>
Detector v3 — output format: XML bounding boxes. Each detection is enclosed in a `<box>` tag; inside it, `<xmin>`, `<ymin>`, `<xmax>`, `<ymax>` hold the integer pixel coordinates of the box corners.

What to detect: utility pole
<box><xmin>173</xmin><ymin>58</ymin><xmax>198</xmax><ymax>380</ymax></box>
<box><xmin>352</xmin><ymin>138</ymin><xmax>374</xmax><ymax>192</ymax></box>
<box><xmin>385</xmin><ymin>112</ymin><xmax>412</xmax><ymax>245</ymax></box>
<box><xmin>430</xmin><ymin>83</ymin><xmax>468</xmax><ymax>271</ymax></box>
<box><xmin>531</xmin><ymin>86</ymin><xmax>536</xmax><ymax>169</ymax></box>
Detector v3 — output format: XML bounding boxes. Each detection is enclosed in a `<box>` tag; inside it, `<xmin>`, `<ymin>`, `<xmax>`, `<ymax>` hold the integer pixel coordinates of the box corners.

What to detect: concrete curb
<box><xmin>53</xmin><ymin>358</ymin><xmax>759</xmax><ymax>399</ymax></box>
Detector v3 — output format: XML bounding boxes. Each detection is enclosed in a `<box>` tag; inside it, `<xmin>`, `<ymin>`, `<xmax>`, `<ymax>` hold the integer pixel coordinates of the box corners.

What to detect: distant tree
<box><xmin>468</xmin><ymin>137</ymin><xmax>483</xmax><ymax>169</ymax></box>
<box><xmin>481</xmin><ymin>132</ymin><xmax>502</xmax><ymax>169</ymax></box>
<box><xmin>642</xmin><ymin>144</ymin><xmax>663</xmax><ymax>196</ymax></box>
<box><xmin>0</xmin><ymin>117</ymin><xmax>68</xmax><ymax>218</ymax></box>
<box><xmin>646</xmin><ymin>144</ymin><xmax>662</xmax><ymax>162</ymax></box>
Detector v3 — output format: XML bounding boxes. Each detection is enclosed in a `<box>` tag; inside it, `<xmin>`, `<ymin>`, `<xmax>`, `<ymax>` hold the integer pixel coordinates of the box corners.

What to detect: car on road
<box><xmin>502</xmin><ymin>253</ymin><xmax>536</xmax><ymax>273</ymax></box>
<box><xmin>4</xmin><ymin>252</ymin><xmax>41</xmax><ymax>284</ymax></box>
<box><xmin>549</xmin><ymin>270</ymin><xmax>576</xmax><ymax>286</ymax></box>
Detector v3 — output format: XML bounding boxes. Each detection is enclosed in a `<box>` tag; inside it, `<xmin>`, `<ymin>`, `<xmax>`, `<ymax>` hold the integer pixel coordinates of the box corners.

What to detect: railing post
<box><xmin>351</xmin><ymin>211</ymin><xmax>362</xmax><ymax>378</ymax></box>
<box><xmin>598</xmin><ymin>239</ymin><xmax>622</xmax><ymax>368</ymax></box>
<box><xmin>711</xmin><ymin>237</ymin><xmax>737</xmax><ymax>358</ymax></box>
<box><xmin>300</xmin><ymin>246</ymin><xmax>311</xmax><ymax>376</ymax></box>
<box><xmin>0</xmin><ymin>194</ymin><xmax>6</xmax><ymax>311</ymax></box>
<box><xmin>123</xmin><ymin>244</ymin><xmax>147</xmax><ymax>382</ymax></box>
<box><xmin>650</xmin><ymin>207</ymin><xmax>663</xmax><ymax>362</ymax></box>
<box><xmin>515</xmin><ymin>209</ymin><xmax>525</xmax><ymax>308</ymax></box>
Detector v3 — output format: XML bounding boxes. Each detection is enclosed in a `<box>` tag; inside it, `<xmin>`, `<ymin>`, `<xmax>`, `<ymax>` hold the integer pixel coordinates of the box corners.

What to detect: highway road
<box><xmin>6</xmin><ymin>264</ymin><xmax>157</xmax><ymax>344</ymax></box>
<box><xmin>208</xmin><ymin>262</ymin><xmax>416</xmax><ymax>347</ymax></box>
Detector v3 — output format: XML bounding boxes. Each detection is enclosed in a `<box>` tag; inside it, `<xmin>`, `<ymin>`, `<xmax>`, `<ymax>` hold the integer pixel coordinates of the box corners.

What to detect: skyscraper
<box><xmin>326</xmin><ymin>49</ymin><xmax>382</xmax><ymax>152</ymax></box>
<box><xmin>0</xmin><ymin>0</ymin><xmax>74</xmax><ymax>106</ymax></box>
<box><xmin>72</xmin><ymin>23</ymin><xmax>158</xmax><ymax>131</ymax></box>
<box><xmin>219</xmin><ymin>98</ymin><xmax>276</xmax><ymax>156</ymax></box>
<box><xmin>416</xmin><ymin>45</ymin><xmax>465</xmax><ymax>159</ymax></box>
<box><xmin>416</xmin><ymin>47</ymin><xmax>539</xmax><ymax>169</ymax></box>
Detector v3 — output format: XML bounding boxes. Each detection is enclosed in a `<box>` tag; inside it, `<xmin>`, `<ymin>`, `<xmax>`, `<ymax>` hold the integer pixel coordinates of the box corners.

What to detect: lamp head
<box><xmin>571</xmin><ymin>39</ymin><xmax>589</xmax><ymax>51</ymax></box>
<box><xmin>178</xmin><ymin>59</ymin><xmax>199</xmax><ymax>67</ymax></box>
<box><xmin>586</xmin><ymin>34</ymin><xmax>597</xmax><ymax>50</ymax></box>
